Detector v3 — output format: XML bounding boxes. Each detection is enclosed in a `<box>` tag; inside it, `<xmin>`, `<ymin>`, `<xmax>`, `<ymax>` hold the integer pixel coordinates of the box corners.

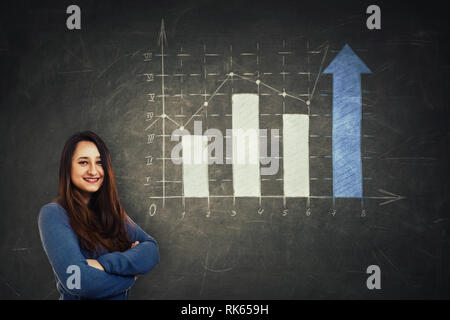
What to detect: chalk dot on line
<box><xmin>203</xmin><ymin>101</ymin><xmax>208</xmax><ymax>107</ymax></box>
<box><xmin>306</xmin><ymin>100</ymin><xmax>311</xmax><ymax>106</ymax></box>
<box><xmin>256</xmin><ymin>80</ymin><xmax>261</xmax><ymax>85</ymax></box>
<box><xmin>161</xmin><ymin>113</ymin><xmax>167</xmax><ymax>118</ymax></box>
<box><xmin>282</xmin><ymin>92</ymin><xmax>287</xmax><ymax>98</ymax></box>
<box><xmin>229</xmin><ymin>72</ymin><xmax>234</xmax><ymax>77</ymax></box>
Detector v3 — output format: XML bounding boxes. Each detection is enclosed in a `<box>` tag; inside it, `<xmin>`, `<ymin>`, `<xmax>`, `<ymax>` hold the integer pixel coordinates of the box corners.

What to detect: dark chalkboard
<box><xmin>0</xmin><ymin>0</ymin><xmax>449</xmax><ymax>299</ymax></box>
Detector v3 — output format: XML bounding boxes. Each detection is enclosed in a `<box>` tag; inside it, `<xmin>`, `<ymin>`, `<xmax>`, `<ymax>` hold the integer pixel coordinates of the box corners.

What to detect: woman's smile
<box><xmin>83</xmin><ymin>177</ymin><xmax>101</xmax><ymax>184</ymax></box>
<box><xmin>71</xmin><ymin>141</ymin><xmax>105</xmax><ymax>202</ymax></box>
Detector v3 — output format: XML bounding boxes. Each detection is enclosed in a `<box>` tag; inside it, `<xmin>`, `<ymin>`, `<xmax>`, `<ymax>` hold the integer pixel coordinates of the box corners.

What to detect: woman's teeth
<box><xmin>84</xmin><ymin>178</ymin><xmax>100</xmax><ymax>182</ymax></box>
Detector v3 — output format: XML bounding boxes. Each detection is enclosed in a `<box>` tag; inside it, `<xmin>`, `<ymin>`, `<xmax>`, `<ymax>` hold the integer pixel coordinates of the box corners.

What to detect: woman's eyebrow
<box><xmin>76</xmin><ymin>156</ymin><xmax>101</xmax><ymax>160</ymax></box>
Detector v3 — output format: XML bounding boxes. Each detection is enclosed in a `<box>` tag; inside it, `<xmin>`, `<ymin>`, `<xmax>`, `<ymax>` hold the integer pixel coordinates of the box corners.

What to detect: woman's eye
<box><xmin>78</xmin><ymin>161</ymin><xmax>102</xmax><ymax>165</ymax></box>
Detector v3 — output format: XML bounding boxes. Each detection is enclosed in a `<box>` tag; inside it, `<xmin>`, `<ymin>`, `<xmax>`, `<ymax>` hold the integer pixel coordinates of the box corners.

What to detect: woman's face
<box><xmin>71</xmin><ymin>141</ymin><xmax>104</xmax><ymax>201</ymax></box>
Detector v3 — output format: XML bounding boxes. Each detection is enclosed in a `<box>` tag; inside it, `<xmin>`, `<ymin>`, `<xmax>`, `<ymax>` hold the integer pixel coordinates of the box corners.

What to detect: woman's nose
<box><xmin>87</xmin><ymin>163</ymin><xmax>97</xmax><ymax>175</ymax></box>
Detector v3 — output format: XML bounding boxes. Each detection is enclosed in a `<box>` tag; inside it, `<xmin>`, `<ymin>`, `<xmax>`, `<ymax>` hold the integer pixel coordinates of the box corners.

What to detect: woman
<box><xmin>38</xmin><ymin>131</ymin><xmax>159</xmax><ymax>300</ymax></box>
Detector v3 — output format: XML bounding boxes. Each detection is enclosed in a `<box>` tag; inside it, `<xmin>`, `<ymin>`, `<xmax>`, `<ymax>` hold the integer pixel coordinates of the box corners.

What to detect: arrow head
<box><xmin>158</xmin><ymin>18</ymin><xmax>168</xmax><ymax>47</ymax></box>
<box><xmin>377</xmin><ymin>189</ymin><xmax>405</xmax><ymax>206</ymax></box>
<box><xmin>323</xmin><ymin>44</ymin><xmax>371</xmax><ymax>74</ymax></box>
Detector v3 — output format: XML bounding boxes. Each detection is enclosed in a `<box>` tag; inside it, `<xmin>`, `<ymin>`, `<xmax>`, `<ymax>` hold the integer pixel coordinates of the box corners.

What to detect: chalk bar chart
<box><xmin>143</xmin><ymin>20</ymin><xmax>404</xmax><ymax>215</ymax></box>
<box><xmin>182</xmin><ymin>135</ymin><xmax>209</xmax><ymax>198</ymax></box>
<box><xmin>174</xmin><ymin>45</ymin><xmax>370</xmax><ymax>199</ymax></box>
<box><xmin>232</xmin><ymin>94</ymin><xmax>261</xmax><ymax>197</ymax></box>
<box><xmin>283</xmin><ymin>114</ymin><xmax>310</xmax><ymax>198</ymax></box>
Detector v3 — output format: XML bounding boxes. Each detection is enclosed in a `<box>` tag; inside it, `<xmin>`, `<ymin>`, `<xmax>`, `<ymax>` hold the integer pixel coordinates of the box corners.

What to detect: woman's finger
<box><xmin>131</xmin><ymin>241</ymin><xmax>140</xmax><ymax>248</ymax></box>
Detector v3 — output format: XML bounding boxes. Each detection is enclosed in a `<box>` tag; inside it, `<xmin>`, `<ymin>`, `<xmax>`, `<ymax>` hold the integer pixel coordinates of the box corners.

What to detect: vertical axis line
<box><xmin>161</xmin><ymin>31</ymin><xmax>166</xmax><ymax>208</ymax></box>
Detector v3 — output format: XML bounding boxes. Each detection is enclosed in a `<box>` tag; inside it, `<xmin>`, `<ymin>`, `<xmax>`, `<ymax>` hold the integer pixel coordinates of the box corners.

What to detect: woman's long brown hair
<box><xmin>53</xmin><ymin>131</ymin><xmax>131</xmax><ymax>256</ymax></box>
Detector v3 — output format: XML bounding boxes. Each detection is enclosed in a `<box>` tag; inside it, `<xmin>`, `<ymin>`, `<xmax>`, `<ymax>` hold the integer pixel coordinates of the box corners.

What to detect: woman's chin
<box><xmin>76</xmin><ymin>185</ymin><xmax>101</xmax><ymax>196</ymax></box>
<box><xmin>84</xmin><ymin>186</ymin><xmax>101</xmax><ymax>193</ymax></box>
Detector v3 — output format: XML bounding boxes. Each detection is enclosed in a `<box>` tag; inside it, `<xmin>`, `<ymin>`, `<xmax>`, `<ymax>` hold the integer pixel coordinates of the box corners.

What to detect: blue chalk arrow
<box><xmin>323</xmin><ymin>44</ymin><xmax>371</xmax><ymax>198</ymax></box>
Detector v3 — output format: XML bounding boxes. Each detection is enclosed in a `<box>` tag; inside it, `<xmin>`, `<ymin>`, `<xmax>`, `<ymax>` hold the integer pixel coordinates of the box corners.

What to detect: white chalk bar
<box><xmin>283</xmin><ymin>114</ymin><xmax>310</xmax><ymax>197</ymax></box>
<box><xmin>182</xmin><ymin>135</ymin><xmax>209</xmax><ymax>197</ymax></box>
<box><xmin>232</xmin><ymin>94</ymin><xmax>261</xmax><ymax>197</ymax></box>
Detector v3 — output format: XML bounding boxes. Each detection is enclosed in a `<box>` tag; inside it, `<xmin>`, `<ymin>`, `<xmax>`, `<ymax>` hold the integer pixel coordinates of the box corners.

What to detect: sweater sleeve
<box><xmin>97</xmin><ymin>217</ymin><xmax>159</xmax><ymax>276</ymax></box>
<box><xmin>38</xmin><ymin>203</ymin><xmax>135</xmax><ymax>299</ymax></box>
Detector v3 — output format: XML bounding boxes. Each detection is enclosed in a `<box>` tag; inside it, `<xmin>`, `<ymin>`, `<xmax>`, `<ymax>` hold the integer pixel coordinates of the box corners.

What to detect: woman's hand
<box><xmin>131</xmin><ymin>241</ymin><xmax>140</xmax><ymax>280</ymax></box>
<box><xmin>131</xmin><ymin>241</ymin><xmax>139</xmax><ymax>248</ymax></box>
<box><xmin>86</xmin><ymin>243</ymin><xmax>140</xmax><ymax>276</ymax></box>
<box><xmin>86</xmin><ymin>259</ymin><xmax>105</xmax><ymax>271</ymax></box>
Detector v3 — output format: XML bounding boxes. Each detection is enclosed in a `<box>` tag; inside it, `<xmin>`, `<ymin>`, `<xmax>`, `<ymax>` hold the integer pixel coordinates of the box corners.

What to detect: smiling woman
<box><xmin>37</xmin><ymin>131</ymin><xmax>159</xmax><ymax>300</ymax></box>
<box><xmin>71</xmin><ymin>141</ymin><xmax>105</xmax><ymax>204</ymax></box>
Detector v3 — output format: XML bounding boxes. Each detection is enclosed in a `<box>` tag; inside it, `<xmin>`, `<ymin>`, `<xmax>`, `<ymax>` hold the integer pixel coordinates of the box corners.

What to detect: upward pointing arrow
<box><xmin>323</xmin><ymin>44</ymin><xmax>372</xmax><ymax>198</ymax></box>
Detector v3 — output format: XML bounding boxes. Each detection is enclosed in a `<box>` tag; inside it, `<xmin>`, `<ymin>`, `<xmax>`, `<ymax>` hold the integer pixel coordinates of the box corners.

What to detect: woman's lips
<box><xmin>83</xmin><ymin>178</ymin><xmax>100</xmax><ymax>184</ymax></box>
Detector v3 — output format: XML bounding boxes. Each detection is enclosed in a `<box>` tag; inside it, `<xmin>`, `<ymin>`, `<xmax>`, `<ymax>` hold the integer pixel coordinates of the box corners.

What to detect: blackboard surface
<box><xmin>0</xmin><ymin>0</ymin><xmax>449</xmax><ymax>299</ymax></box>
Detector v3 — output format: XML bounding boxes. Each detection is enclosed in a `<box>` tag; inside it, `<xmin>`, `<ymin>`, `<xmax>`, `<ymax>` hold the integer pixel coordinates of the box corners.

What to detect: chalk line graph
<box><xmin>140</xmin><ymin>19</ymin><xmax>405</xmax><ymax>218</ymax></box>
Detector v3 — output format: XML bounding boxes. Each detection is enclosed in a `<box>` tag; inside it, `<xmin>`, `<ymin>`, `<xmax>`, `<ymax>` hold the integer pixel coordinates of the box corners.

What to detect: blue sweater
<box><xmin>38</xmin><ymin>202</ymin><xmax>159</xmax><ymax>300</ymax></box>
